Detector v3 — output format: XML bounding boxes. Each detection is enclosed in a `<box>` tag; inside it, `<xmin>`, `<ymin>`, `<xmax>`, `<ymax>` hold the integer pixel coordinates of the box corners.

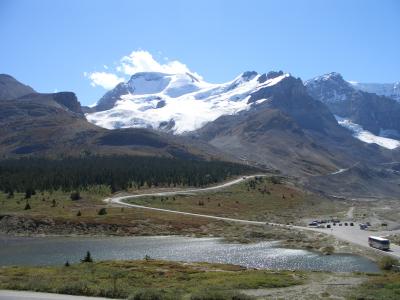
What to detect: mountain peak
<box><xmin>241</xmin><ymin>71</ymin><xmax>258</xmax><ymax>81</ymax></box>
<box><xmin>310</xmin><ymin>72</ymin><xmax>346</xmax><ymax>83</ymax></box>
<box><xmin>305</xmin><ymin>72</ymin><xmax>354</xmax><ymax>104</ymax></box>
<box><xmin>0</xmin><ymin>73</ymin><xmax>36</xmax><ymax>100</ymax></box>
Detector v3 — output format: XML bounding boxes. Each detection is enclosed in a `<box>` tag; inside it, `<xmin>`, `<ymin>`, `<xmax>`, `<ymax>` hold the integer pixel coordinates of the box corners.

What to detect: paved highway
<box><xmin>105</xmin><ymin>175</ymin><xmax>400</xmax><ymax>259</ymax></box>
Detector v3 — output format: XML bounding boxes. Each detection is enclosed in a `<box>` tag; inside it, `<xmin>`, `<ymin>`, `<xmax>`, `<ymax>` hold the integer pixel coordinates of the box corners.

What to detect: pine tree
<box><xmin>81</xmin><ymin>251</ymin><xmax>93</xmax><ymax>263</ymax></box>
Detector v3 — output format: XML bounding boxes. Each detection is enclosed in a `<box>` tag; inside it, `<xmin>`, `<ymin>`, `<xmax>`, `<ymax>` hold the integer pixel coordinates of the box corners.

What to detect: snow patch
<box><xmin>335</xmin><ymin>116</ymin><xmax>400</xmax><ymax>150</ymax></box>
<box><xmin>87</xmin><ymin>71</ymin><xmax>290</xmax><ymax>134</ymax></box>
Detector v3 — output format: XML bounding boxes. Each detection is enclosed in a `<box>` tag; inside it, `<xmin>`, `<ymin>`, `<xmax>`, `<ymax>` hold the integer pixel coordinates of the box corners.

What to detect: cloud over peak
<box><xmin>84</xmin><ymin>71</ymin><xmax>125</xmax><ymax>90</ymax></box>
<box><xmin>85</xmin><ymin>50</ymin><xmax>201</xmax><ymax>90</ymax></box>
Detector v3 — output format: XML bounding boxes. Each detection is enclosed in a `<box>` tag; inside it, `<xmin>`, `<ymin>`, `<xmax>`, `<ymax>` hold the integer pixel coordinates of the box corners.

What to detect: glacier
<box><xmin>86</xmin><ymin>71</ymin><xmax>289</xmax><ymax>134</ymax></box>
<box><xmin>335</xmin><ymin>115</ymin><xmax>400</xmax><ymax>149</ymax></box>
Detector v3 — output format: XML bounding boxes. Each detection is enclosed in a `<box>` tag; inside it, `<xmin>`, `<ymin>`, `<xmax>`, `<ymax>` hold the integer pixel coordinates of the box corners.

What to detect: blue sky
<box><xmin>1</xmin><ymin>0</ymin><xmax>399</xmax><ymax>105</ymax></box>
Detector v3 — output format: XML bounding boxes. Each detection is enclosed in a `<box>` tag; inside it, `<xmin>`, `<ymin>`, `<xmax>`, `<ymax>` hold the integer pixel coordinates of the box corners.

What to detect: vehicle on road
<box><xmin>368</xmin><ymin>236</ymin><xmax>390</xmax><ymax>251</ymax></box>
<box><xmin>360</xmin><ymin>224</ymin><xmax>368</xmax><ymax>230</ymax></box>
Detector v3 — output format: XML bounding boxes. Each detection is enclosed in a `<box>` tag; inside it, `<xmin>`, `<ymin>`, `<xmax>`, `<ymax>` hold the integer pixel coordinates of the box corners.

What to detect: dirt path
<box><xmin>242</xmin><ymin>273</ymin><xmax>366</xmax><ymax>300</ymax></box>
<box><xmin>346</xmin><ymin>206</ymin><xmax>354</xmax><ymax>219</ymax></box>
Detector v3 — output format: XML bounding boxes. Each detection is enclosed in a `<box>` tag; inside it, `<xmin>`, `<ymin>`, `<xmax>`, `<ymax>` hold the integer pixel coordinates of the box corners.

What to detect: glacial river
<box><xmin>0</xmin><ymin>235</ymin><xmax>379</xmax><ymax>272</ymax></box>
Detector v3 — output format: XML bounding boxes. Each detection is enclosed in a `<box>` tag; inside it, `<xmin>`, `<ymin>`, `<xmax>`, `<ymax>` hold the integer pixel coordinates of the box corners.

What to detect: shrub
<box><xmin>379</xmin><ymin>256</ymin><xmax>399</xmax><ymax>270</ymax></box>
<box><xmin>24</xmin><ymin>203</ymin><xmax>31</xmax><ymax>210</ymax></box>
<box><xmin>76</xmin><ymin>210</ymin><xmax>82</xmax><ymax>216</ymax></box>
<box><xmin>190</xmin><ymin>290</ymin><xmax>255</xmax><ymax>300</ymax></box>
<box><xmin>56</xmin><ymin>281</ymin><xmax>93</xmax><ymax>296</ymax></box>
<box><xmin>70</xmin><ymin>191</ymin><xmax>81</xmax><ymax>200</ymax></box>
<box><xmin>25</xmin><ymin>188</ymin><xmax>34</xmax><ymax>199</ymax></box>
<box><xmin>128</xmin><ymin>289</ymin><xmax>168</xmax><ymax>300</ymax></box>
<box><xmin>321</xmin><ymin>246</ymin><xmax>335</xmax><ymax>255</ymax></box>
<box><xmin>98</xmin><ymin>208</ymin><xmax>107</xmax><ymax>215</ymax></box>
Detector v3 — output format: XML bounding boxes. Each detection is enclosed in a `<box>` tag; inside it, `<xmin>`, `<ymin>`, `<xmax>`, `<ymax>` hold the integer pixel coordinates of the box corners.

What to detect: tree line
<box><xmin>0</xmin><ymin>156</ymin><xmax>258</xmax><ymax>193</ymax></box>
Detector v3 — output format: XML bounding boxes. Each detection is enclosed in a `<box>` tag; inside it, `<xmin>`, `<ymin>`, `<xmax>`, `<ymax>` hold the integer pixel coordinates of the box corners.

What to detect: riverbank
<box><xmin>0</xmin><ymin>259</ymin><xmax>398</xmax><ymax>300</ymax></box>
<box><xmin>0</xmin><ymin>259</ymin><xmax>302</xmax><ymax>299</ymax></box>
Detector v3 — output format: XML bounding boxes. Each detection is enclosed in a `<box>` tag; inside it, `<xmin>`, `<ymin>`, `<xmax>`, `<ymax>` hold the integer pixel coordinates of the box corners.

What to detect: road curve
<box><xmin>105</xmin><ymin>175</ymin><xmax>400</xmax><ymax>259</ymax></box>
<box><xmin>105</xmin><ymin>174</ymin><xmax>268</xmax><ymax>202</ymax></box>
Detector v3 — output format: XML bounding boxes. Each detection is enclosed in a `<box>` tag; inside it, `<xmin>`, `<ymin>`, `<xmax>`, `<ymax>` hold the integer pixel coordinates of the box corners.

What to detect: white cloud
<box><xmin>84</xmin><ymin>50</ymin><xmax>201</xmax><ymax>90</ymax></box>
<box><xmin>117</xmin><ymin>50</ymin><xmax>201</xmax><ymax>78</ymax></box>
<box><xmin>85</xmin><ymin>72</ymin><xmax>125</xmax><ymax>89</ymax></box>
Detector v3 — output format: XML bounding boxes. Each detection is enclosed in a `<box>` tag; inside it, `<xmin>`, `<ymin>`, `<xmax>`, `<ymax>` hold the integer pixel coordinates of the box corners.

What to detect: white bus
<box><xmin>368</xmin><ymin>236</ymin><xmax>390</xmax><ymax>251</ymax></box>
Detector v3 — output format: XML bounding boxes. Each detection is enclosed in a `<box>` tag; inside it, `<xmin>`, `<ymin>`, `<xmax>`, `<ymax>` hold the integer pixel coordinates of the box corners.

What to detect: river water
<box><xmin>0</xmin><ymin>235</ymin><xmax>379</xmax><ymax>272</ymax></box>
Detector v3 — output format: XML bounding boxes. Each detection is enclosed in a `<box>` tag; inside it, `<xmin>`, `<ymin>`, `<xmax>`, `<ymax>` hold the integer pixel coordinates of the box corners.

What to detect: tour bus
<box><xmin>368</xmin><ymin>236</ymin><xmax>390</xmax><ymax>251</ymax></box>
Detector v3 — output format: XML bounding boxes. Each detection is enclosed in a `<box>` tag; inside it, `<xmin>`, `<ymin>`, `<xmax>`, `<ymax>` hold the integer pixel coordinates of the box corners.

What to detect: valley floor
<box><xmin>1</xmin><ymin>175</ymin><xmax>400</xmax><ymax>299</ymax></box>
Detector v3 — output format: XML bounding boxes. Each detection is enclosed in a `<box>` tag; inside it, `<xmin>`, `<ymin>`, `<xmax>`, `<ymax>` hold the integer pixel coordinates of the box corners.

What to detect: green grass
<box><xmin>0</xmin><ymin>185</ymin><xmax>110</xmax><ymax>220</ymax></box>
<box><xmin>0</xmin><ymin>177</ymin><xmax>346</xmax><ymax>227</ymax></box>
<box><xmin>349</xmin><ymin>272</ymin><xmax>400</xmax><ymax>300</ymax></box>
<box><xmin>125</xmin><ymin>177</ymin><xmax>346</xmax><ymax>224</ymax></box>
<box><xmin>0</xmin><ymin>260</ymin><xmax>303</xmax><ymax>299</ymax></box>
<box><xmin>0</xmin><ymin>177</ymin><xmax>347</xmax><ymax>251</ymax></box>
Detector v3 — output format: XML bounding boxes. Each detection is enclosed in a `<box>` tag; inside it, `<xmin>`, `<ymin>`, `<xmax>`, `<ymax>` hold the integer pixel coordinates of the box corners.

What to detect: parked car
<box><xmin>339</xmin><ymin>223</ymin><xmax>342</xmax><ymax>226</ymax></box>
<box><xmin>360</xmin><ymin>224</ymin><xmax>368</xmax><ymax>230</ymax></box>
<box><xmin>344</xmin><ymin>222</ymin><xmax>348</xmax><ymax>226</ymax></box>
<box><xmin>327</xmin><ymin>224</ymin><xmax>331</xmax><ymax>229</ymax></box>
<box><xmin>350</xmin><ymin>222</ymin><xmax>354</xmax><ymax>226</ymax></box>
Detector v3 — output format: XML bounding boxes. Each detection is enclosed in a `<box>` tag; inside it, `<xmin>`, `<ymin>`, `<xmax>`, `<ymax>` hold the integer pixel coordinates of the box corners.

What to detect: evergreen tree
<box><xmin>81</xmin><ymin>251</ymin><xmax>93</xmax><ymax>263</ymax></box>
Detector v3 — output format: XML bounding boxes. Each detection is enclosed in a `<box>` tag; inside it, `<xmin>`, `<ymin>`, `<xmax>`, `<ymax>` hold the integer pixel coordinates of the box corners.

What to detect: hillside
<box><xmin>0</xmin><ymin>75</ymin><xmax>233</xmax><ymax>161</ymax></box>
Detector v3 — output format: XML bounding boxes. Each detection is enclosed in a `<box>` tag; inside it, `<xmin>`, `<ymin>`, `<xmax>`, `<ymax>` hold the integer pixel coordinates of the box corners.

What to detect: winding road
<box><xmin>105</xmin><ymin>175</ymin><xmax>400</xmax><ymax>259</ymax></box>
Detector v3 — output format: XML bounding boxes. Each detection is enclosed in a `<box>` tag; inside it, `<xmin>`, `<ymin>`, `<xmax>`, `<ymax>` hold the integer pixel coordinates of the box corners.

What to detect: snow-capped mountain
<box><xmin>349</xmin><ymin>81</ymin><xmax>400</xmax><ymax>102</ymax></box>
<box><xmin>86</xmin><ymin>71</ymin><xmax>289</xmax><ymax>134</ymax></box>
<box><xmin>304</xmin><ymin>72</ymin><xmax>354</xmax><ymax>103</ymax></box>
<box><xmin>305</xmin><ymin>72</ymin><xmax>400</xmax><ymax>149</ymax></box>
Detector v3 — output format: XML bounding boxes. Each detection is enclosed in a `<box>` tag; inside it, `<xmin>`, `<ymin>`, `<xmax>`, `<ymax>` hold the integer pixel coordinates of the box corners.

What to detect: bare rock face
<box><xmin>94</xmin><ymin>82</ymin><xmax>134</xmax><ymax>112</ymax></box>
<box><xmin>305</xmin><ymin>72</ymin><xmax>400</xmax><ymax>135</ymax></box>
<box><xmin>53</xmin><ymin>92</ymin><xmax>84</xmax><ymax>115</ymax></box>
